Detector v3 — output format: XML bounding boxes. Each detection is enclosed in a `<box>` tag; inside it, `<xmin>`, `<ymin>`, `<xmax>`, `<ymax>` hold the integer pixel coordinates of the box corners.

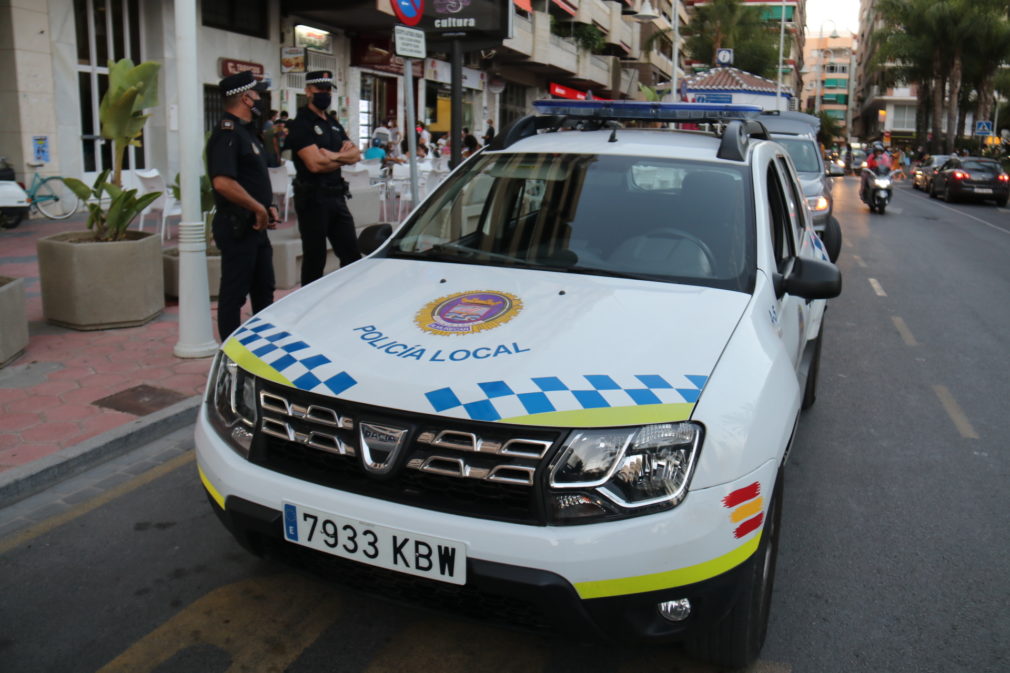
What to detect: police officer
<box><xmin>285</xmin><ymin>70</ymin><xmax>362</xmax><ymax>286</ymax></box>
<box><xmin>206</xmin><ymin>70</ymin><xmax>278</xmax><ymax>340</ymax></box>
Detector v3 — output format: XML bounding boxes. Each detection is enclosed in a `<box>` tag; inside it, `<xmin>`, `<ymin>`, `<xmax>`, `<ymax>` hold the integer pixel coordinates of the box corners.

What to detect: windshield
<box><xmin>387</xmin><ymin>152</ymin><xmax>755</xmax><ymax>292</ymax></box>
<box><xmin>773</xmin><ymin>138</ymin><xmax>822</xmax><ymax>173</ymax></box>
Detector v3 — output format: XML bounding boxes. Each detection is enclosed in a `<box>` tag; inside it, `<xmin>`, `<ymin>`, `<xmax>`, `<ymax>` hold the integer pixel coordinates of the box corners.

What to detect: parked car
<box><xmin>759</xmin><ymin>110</ymin><xmax>842</xmax><ymax>262</ymax></box>
<box><xmin>195</xmin><ymin>100</ymin><xmax>841</xmax><ymax>671</ymax></box>
<box><xmin>913</xmin><ymin>154</ymin><xmax>950</xmax><ymax>192</ymax></box>
<box><xmin>930</xmin><ymin>156</ymin><xmax>1009</xmax><ymax>206</ymax></box>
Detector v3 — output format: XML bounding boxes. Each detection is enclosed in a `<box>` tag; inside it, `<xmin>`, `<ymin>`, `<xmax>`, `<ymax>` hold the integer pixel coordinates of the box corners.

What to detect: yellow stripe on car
<box><xmin>198</xmin><ymin>465</ymin><xmax>226</xmax><ymax>509</ymax></box>
<box><xmin>574</xmin><ymin>534</ymin><xmax>761</xmax><ymax>599</ymax></box>
<box><xmin>501</xmin><ymin>402</ymin><xmax>695</xmax><ymax>427</ymax></box>
<box><xmin>222</xmin><ymin>338</ymin><xmax>296</xmax><ymax>388</ymax></box>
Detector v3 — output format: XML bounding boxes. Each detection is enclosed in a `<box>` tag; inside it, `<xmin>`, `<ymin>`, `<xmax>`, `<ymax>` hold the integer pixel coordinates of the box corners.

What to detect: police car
<box><xmin>196</xmin><ymin>101</ymin><xmax>841</xmax><ymax>669</ymax></box>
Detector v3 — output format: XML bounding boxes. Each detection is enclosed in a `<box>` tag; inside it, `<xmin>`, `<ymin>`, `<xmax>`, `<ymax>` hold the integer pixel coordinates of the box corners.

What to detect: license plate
<box><xmin>283</xmin><ymin>503</ymin><xmax>467</xmax><ymax>585</ymax></box>
<box><xmin>974</xmin><ymin>187</ymin><xmax>993</xmax><ymax>194</ymax></box>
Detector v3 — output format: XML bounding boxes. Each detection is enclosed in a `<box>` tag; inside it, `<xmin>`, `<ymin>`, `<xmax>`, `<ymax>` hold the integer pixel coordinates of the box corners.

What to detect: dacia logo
<box><xmin>358</xmin><ymin>422</ymin><xmax>408</xmax><ymax>476</ymax></box>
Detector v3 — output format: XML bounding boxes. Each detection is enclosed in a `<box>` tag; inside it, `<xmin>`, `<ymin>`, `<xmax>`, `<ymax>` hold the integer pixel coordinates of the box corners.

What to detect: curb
<box><xmin>0</xmin><ymin>395</ymin><xmax>202</xmax><ymax>509</ymax></box>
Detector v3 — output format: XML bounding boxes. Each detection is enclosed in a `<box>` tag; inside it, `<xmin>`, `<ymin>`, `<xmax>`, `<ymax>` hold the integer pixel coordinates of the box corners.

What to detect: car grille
<box><xmin>250</xmin><ymin>379</ymin><xmax>561</xmax><ymax>524</ymax></box>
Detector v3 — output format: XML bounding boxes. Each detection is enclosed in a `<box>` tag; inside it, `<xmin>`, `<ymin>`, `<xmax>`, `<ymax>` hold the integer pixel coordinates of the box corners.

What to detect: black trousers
<box><xmin>213</xmin><ymin>218</ymin><xmax>275</xmax><ymax>340</ymax></box>
<box><xmin>294</xmin><ymin>191</ymin><xmax>361</xmax><ymax>286</ymax></box>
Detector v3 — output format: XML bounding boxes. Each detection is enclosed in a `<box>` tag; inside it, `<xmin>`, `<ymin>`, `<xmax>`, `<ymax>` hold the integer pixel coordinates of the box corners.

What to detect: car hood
<box><xmin>223</xmin><ymin>259</ymin><xmax>751</xmax><ymax>427</ymax></box>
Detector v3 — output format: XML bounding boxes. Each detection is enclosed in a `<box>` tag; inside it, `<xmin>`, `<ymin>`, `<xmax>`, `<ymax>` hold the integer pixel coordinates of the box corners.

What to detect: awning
<box><xmin>514</xmin><ymin>0</ymin><xmax>533</xmax><ymax>11</ymax></box>
<box><xmin>551</xmin><ymin>0</ymin><xmax>578</xmax><ymax>16</ymax></box>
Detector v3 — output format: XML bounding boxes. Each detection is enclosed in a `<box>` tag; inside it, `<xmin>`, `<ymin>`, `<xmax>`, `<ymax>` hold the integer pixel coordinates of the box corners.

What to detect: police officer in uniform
<box><xmin>206</xmin><ymin>71</ymin><xmax>278</xmax><ymax>340</ymax></box>
<box><xmin>285</xmin><ymin>70</ymin><xmax>362</xmax><ymax>286</ymax></box>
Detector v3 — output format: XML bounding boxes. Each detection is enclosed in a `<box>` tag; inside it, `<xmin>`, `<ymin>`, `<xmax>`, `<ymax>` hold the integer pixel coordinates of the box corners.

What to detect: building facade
<box><xmin>801</xmin><ymin>33</ymin><xmax>856</xmax><ymax>141</ymax></box>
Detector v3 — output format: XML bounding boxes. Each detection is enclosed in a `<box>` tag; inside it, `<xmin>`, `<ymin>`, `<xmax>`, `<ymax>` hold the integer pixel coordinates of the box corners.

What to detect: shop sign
<box><xmin>425</xmin><ymin>59</ymin><xmax>485</xmax><ymax>90</ymax></box>
<box><xmin>295</xmin><ymin>25</ymin><xmax>332</xmax><ymax>54</ymax></box>
<box><xmin>351</xmin><ymin>39</ymin><xmax>424</xmax><ymax>77</ymax></box>
<box><xmin>219</xmin><ymin>59</ymin><xmax>264</xmax><ymax>78</ymax></box>
<box><xmin>391</xmin><ymin>0</ymin><xmax>512</xmax><ymax>44</ymax></box>
<box><xmin>281</xmin><ymin>47</ymin><xmax>306</xmax><ymax>74</ymax></box>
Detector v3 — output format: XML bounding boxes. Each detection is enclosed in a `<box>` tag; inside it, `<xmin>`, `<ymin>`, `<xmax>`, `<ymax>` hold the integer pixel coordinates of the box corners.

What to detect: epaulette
<box><xmin>220</xmin><ymin>119</ymin><xmax>235</xmax><ymax>130</ymax></box>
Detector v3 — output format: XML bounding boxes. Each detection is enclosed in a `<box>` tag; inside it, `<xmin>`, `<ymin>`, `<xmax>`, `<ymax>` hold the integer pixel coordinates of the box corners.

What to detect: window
<box><xmin>822</xmin><ymin>78</ymin><xmax>847</xmax><ymax>90</ymax></box>
<box><xmin>824</xmin><ymin>110</ymin><xmax>846</xmax><ymax>120</ymax></box>
<box><xmin>202</xmin><ymin>0</ymin><xmax>269</xmax><ymax>39</ymax></box>
<box><xmin>825</xmin><ymin>63</ymin><xmax>848</xmax><ymax>74</ymax></box>
<box><xmin>766</xmin><ymin>164</ymin><xmax>795</xmax><ymax>274</ymax></box>
<box><xmin>74</xmin><ymin>0</ymin><xmax>145</xmax><ymax>174</ymax></box>
<box><xmin>204</xmin><ymin>85</ymin><xmax>224</xmax><ymax>134</ymax></box>
<box><xmin>500</xmin><ymin>83</ymin><xmax>528</xmax><ymax>134</ymax></box>
<box><xmin>891</xmin><ymin>105</ymin><xmax>916</xmax><ymax>130</ymax></box>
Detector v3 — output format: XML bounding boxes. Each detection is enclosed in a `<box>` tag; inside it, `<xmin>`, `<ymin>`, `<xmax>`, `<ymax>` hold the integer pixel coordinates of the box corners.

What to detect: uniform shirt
<box><xmin>206</xmin><ymin>112</ymin><xmax>272</xmax><ymax>210</ymax></box>
<box><xmin>286</xmin><ymin>106</ymin><xmax>351</xmax><ymax>186</ymax></box>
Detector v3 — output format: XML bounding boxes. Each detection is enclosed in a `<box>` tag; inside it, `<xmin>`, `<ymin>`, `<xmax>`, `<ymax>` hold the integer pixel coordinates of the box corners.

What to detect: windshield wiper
<box><xmin>559</xmin><ymin>265</ymin><xmax>660</xmax><ymax>281</ymax></box>
<box><xmin>392</xmin><ymin>242</ymin><xmax>526</xmax><ymax>264</ymax></box>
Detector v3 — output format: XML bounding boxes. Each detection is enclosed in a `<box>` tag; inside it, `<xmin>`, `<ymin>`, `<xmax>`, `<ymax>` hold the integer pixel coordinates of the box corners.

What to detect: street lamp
<box><xmin>634</xmin><ymin>1</ymin><xmax>679</xmax><ymax>103</ymax></box>
<box><xmin>774</xmin><ymin>1</ymin><xmax>788</xmax><ymax>111</ymax></box>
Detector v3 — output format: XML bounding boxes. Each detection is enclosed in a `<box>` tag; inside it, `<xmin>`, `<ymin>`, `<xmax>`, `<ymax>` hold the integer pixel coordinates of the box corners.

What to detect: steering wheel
<box><xmin>642</xmin><ymin>228</ymin><xmax>718</xmax><ymax>274</ymax></box>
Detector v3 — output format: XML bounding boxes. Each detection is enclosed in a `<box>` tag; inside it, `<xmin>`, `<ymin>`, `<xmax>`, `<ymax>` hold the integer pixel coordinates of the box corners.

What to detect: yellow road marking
<box><xmin>96</xmin><ymin>573</ymin><xmax>341</xmax><ymax>673</ymax></box>
<box><xmin>0</xmin><ymin>451</ymin><xmax>195</xmax><ymax>557</ymax></box>
<box><xmin>868</xmin><ymin>278</ymin><xmax>887</xmax><ymax>296</ymax></box>
<box><xmin>891</xmin><ymin>316</ymin><xmax>919</xmax><ymax>347</ymax></box>
<box><xmin>932</xmin><ymin>385</ymin><xmax>979</xmax><ymax>439</ymax></box>
<box><xmin>364</xmin><ymin>618</ymin><xmax>548</xmax><ymax>673</ymax></box>
<box><xmin>852</xmin><ymin>254</ymin><xmax>867</xmax><ymax>268</ymax></box>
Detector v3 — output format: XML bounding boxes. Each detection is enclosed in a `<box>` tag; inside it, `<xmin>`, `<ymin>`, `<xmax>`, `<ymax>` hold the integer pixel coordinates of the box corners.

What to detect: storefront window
<box><xmin>202</xmin><ymin>0</ymin><xmax>270</xmax><ymax>39</ymax></box>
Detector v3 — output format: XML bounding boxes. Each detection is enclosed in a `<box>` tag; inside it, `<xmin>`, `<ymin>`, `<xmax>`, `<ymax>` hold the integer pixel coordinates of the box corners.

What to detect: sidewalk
<box><xmin>0</xmin><ymin>211</ymin><xmax>298</xmax><ymax>502</ymax></box>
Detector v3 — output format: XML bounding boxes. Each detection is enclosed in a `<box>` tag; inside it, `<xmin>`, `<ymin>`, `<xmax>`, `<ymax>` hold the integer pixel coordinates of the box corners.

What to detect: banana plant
<box><xmin>101</xmin><ymin>59</ymin><xmax>161</xmax><ymax>187</ymax></box>
<box><xmin>64</xmin><ymin>171</ymin><xmax>160</xmax><ymax>242</ymax></box>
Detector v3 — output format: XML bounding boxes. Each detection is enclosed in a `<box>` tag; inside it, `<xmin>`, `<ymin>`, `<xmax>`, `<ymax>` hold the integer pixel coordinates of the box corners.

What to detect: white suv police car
<box><xmin>196</xmin><ymin>101</ymin><xmax>841</xmax><ymax>669</ymax></box>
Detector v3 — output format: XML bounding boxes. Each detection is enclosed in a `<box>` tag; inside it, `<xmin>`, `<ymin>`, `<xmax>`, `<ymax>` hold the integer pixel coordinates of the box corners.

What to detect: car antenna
<box><xmin>607</xmin><ymin>121</ymin><xmax>619</xmax><ymax>142</ymax></box>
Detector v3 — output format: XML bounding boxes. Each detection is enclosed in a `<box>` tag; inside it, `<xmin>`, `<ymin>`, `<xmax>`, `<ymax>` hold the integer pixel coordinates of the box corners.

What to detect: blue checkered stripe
<box><xmin>230</xmin><ymin>317</ymin><xmax>357</xmax><ymax>396</ymax></box>
<box><xmin>425</xmin><ymin>374</ymin><xmax>709</xmax><ymax>422</ymax></box>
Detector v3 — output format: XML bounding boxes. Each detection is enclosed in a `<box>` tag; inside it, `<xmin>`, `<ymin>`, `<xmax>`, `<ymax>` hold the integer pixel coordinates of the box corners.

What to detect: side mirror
<box><xmin>775</xmin><ymin>257</ymin><xmax>842</xmax><ymax>300</ymax></box>
<box><xmin>358</xmin><ymin>223</ymin><xmax>393</xmax><ymax>256</ymax></box>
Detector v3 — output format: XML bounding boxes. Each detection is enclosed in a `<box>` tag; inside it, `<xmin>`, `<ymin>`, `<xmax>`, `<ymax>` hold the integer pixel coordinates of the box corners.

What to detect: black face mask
<box><xmin>246</xmin><ymin>95</ymin><xmax>267</xmax><ymax>118</ymax></box>
<box><xmin>311</xmin><ymin>92</ymin><xmax>332</xmax><ymax>111</ymax></box>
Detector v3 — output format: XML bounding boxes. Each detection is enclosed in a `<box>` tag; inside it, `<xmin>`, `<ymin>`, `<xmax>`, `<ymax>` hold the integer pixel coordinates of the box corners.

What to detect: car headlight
<box><xmin>874</xmin><ymin>178</ymin><xmax>891</xmax><ymax>189</ymax></box>
<box><xmin>806</xmin><ymin>195</ymin><xmax>830</xmax><ymax>212</ymax></box>
<box><xmin>548</xmin><ymin>422</ymin><xmax>702</xmax><ymax>523</ymax></box>
<box><xmin>208</xmin><ymin>352</ymin><xmax>258</xmax><ymax>456</ymax></box>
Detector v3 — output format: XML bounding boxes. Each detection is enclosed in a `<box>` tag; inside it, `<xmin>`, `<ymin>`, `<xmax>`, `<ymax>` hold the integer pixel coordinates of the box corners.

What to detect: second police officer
<box><xmin>206</xmin><ymin>70</ymin><xmax>278</xmax><ymax>341</ymax></box>
<box><xmin>285</xmin><ymin>70</ymin><xmax>362</xmax><ymax>286</ymax></box>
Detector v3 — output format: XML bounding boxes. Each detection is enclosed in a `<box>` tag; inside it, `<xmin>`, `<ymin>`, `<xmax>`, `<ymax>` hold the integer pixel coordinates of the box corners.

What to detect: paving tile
<box><xmin>47</xmin><ymin>366</ymin><xmax>96</xmax><ymax>381</ymax></box>
<box><xmin>0</xmin><ymin>412</ymin><xmax>42</xmax><ymax>432</ymax></box>
<box><xmin>42</xmin><ymin>403</ymin><xmax>101</xmax><ymax>423</ymax></box>
<box><xmin>160</xmin><ymin>374</ymin><xmax>209</xmax><ymax>396</ymax></box>
<box><xmin>5</xmin><ymin>395</ymin><xmax>60</xmax><ymax>414</ymax></box>
<box><xmin>0</xmin><ymin>432</ymin><xmax>21</xmax><ymax>451</ymax></box>
<box><xmin>21</xmin><ymin>422</ymin><xmax>83</xmax><ymax>443</ymax></box>
<box><xmin>28</xmin><ymin>380</ymin><xmax>81</xmax><ymax>397</ymax></box>
<box><xmin>76</xmin><ymin>372</ymin><xmax>132</xmax><ymax>389</ymax></box>
<box><xmin>67</xmin><ymin>411</ymin><xmax>136</xmax><ymax>445</ymax></box>
<box><xmin>59</xmin><ymin>386</ymin><xmax>117</xmax><ymax>406</ymax></box>
<box><xmin>61</xmin><ymin>487</ymin><xmax>106</xmax><ymax>505</ymax></box>
<box><xmin>0</xmin><ymin>442</ymin><xmax>63</xmax><ymax>469</ymax></box>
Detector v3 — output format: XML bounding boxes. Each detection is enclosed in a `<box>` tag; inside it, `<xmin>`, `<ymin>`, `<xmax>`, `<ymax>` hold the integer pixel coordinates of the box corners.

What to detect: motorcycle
<box><xmin>0</xmin><ymin>158</ymin><xmax>31</xmax><ymax>229</ymax></box>
<box><xmin>861</xmin><ymin>165</ymin><xmax>893</xmax><ymax>214</ymax></box>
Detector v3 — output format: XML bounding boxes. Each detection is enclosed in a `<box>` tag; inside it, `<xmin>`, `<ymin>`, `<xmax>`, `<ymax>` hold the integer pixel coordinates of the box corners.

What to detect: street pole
<box><xmin>815</xmin><ymin>49</ymin><xmax>823</xmax><ymax>114</ymax></box>
<box><xmin>173</xmin><ymin>0</ymin><xmax>217</xmax><ymax>358</ymax></box>
<box><xmin>450</xmin><ymin>40</ymin><xmax>463</xmax><ymax>170</ymax></box>
<box><xmin>403</xmin><ymin>58</ymin><xmax>419</xmax><ymax>205</ymax></box>
<box><xmin>775</xmin><ymin>0</ymin><xmax>787</xmax><ymax>110</ymax></box>
<box><xmin>670</xmin><ymin>1</ymin><xmax>679</xmax><ymax>102</ymax></box>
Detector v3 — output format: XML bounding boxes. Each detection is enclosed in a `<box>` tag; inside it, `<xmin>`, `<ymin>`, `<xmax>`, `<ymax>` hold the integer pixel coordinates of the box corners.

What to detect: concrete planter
<box><xmin>163</xmin><ymin>248</ymin><xmax>221</xmax><ymax>298</ymax></box>
<box><xmin>0</xmin><ymin>276</ymin><xmax>29</xmax><ymax>367</ymax></box>
<box><xmin>37</xmin><ymin>231</ymin><xmax>165</xmax><ymax>330</ymax></box>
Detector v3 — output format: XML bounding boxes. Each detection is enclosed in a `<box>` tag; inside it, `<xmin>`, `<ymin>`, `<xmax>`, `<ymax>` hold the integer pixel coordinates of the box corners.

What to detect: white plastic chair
<box><xmin>135</xmin><ymin>168</ymin><xmax>181</xmax><ymax>241</ymax></box>
<box><xmin>267</xmin><ymin>165</ymin><xmax>293</xmax><ymax>221</ymax></box>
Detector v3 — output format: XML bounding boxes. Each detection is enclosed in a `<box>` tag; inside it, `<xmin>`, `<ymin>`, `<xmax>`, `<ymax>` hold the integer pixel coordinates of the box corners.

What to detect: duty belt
<box><xmin>293</xmin><ymin>179</ymin><xmax>349</xmax><ymax>198</ymax></box>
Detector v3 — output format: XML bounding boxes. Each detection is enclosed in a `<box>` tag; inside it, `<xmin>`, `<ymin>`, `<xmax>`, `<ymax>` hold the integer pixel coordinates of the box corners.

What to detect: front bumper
<box><xmin>207</xmin><ymin>490</ymin><xmax>758</xmax><ymax>642</ymax></box>
<box><xmin>196</xmin><ymin>406</ymin><xmax>777</xmax><ymax>642</ymax></box>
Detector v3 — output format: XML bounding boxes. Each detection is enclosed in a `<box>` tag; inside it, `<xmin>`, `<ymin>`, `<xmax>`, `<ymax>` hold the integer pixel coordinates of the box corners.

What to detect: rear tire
<box><xmin>943</xmin><ymin>185</ymin><xmax>954</xmax><ymax>203</ymax></box>
<box><xmin>33</xmin><ymin>177</ymin><xmax>80</xmax><ymax>220</ymax></box>
<box><xmin>996</xmin><ymin>197</ymin><xmax>1008</xmax><ymax>208</ymax></box>
<box><xmin>684</xmin><ymin>472</ymin><xmax>782</xmax><ymax>670</ymax></box>
<box><xmin>0</xmin><ymin>208</ymin><xmax>25</xmax><ymax>229</ymax></box>
<box><xmin>820</xmin><ymin>216</ymin><xmax>842</xmax><ymax>263</ymax></box>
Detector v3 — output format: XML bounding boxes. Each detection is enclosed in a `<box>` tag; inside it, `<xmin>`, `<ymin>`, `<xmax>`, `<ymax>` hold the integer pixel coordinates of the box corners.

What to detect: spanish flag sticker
<box><xmin>723</xmin><ymin>481</ymin><xmax>765</xmax><ymax>539</ymax></box>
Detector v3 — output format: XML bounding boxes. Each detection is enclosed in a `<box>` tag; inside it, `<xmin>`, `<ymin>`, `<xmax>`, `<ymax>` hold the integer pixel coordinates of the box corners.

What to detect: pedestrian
<box><xmin>205</xmin><ymin>70</ymin><xmax>278</xmax><ymax>340</ymax></box>
<box><xmin>482</xmin><ymin>118</ymin><xmax>496</xmax><ymax>145</ymax></box>
<box><xmin>363</xmin><ymin>137</ymin><xmax>386</xmax><ymax>161</ymax></box>
<box><xmin>284</xmin><ymin>70</ymin><xmax>362</xmax><ymax>286</ymax></box>
<box><xmin>417</xmin><ymin>121</ymin><xmax>432</xmax><ymax>155</ymax></box>
<box><xmin>462</xmin><ymin>133</ymin><xmax>479</xmax><ymax>158</ymax></box>
<box><xmin>262</xmin><ymin>118</ymin><xmax>283</xmax><ymax>168</ymax></box>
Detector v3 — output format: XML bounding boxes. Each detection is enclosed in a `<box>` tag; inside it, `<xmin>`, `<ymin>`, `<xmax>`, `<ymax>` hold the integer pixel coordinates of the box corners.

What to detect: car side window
<box><xmin>766</xmin><ymin>163</ymin><xmax>796</xmax><ymax>274</ymax></box>
<box><xmin>775</xmin><ymin>157</ymin><xmax>806</xmax><ymax>243</ymax></box>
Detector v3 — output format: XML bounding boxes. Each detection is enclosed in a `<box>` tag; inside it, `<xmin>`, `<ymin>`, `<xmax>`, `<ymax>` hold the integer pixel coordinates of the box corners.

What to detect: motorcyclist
<box><xmin>861</xmin><ymin>142</ymin><xmax>892</xmax><ymax>201</ymax></box>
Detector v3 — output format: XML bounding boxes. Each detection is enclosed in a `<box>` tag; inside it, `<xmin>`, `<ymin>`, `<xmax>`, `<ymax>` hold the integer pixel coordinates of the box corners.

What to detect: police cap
<box><xmin>220</xmin><ymin>70</ymin><xmax>269</xmax><ymax>97</ymax></box>
<box><xmin>305</xmin><ymin>70</ymin><xmax>334</xmax><ymax>89</ymax></box>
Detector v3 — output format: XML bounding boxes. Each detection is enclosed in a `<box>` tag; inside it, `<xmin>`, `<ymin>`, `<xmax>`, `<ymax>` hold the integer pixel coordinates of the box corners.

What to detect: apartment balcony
<box><xmin>503</xmin><ymin>11</ymin><xmax>533</xmax><ymax>58</ymax></box>
<box><xmin>575</xmin><ymin>0</ymin><xmax>612</xmax><ymax>29</ymax></box>
<box><xmin>575</xmin><ymin>51</ymin><xmax>614</xmax><ymax>89</ymax></box>
<box><xmin>605</xmin><ymin>1</ymin><xmax>634</xmax><ymax>55</ymax></box>
<box><xmin>646</xmin><ymin>49</ymin><xmax>673</xmax><ymax>78</ymax></box>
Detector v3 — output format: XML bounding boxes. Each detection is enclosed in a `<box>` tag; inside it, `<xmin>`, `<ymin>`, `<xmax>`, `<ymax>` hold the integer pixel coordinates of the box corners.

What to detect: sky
<box><xmin>805</xmin><ymin>0</ymin><xmax>861</xmax><ymax>38</ymax></box>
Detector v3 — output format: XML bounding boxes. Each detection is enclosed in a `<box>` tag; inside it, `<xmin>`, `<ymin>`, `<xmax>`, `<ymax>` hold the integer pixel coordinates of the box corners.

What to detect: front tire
<box><xmin>34</xmin><ymin>178</ymin><xmax>81</xmax><ymax>220</ymax></box>
<box><xmin>821</xmin><ymin>217</ymin><xmax>842</xmax><ymax>263</ymax></box>
<box><xmin>684</xmin><ymin>472</ymin><xmax>782</xmax><ymax>669</ymax></box>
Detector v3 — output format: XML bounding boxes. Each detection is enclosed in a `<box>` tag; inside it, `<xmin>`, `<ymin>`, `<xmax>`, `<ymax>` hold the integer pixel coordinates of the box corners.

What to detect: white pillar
<box><xmin>173</xmin><ymin>0</ymin><xmax>218</xmax><ymax>358</ymax></box>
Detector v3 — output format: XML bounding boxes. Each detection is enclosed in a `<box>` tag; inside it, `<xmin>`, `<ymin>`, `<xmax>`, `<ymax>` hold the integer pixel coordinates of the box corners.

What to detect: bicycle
<box><xmin>0</xmin><ymin>158</ymin><xmax>81</xmax><ymax>226</ymax></box>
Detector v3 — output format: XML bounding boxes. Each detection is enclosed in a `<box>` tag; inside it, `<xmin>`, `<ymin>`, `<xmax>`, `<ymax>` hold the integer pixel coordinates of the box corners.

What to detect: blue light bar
<box><xmin>532</xmin><ymin>99</ymin><xmax>762</xmax><ymax>122</ymax></box>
